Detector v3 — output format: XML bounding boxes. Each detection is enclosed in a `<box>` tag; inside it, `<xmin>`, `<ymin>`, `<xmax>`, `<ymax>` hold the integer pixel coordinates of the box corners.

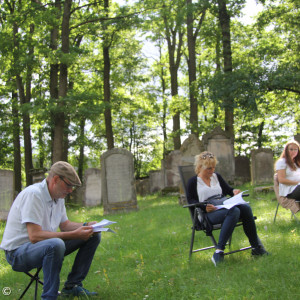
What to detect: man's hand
<box><xmin>74</xmin><ymin>226</ymin><xmax>94</xmax><ymax>241</ymax></box>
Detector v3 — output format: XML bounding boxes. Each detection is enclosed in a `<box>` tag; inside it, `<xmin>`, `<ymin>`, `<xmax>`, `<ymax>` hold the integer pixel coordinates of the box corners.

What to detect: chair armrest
<box><xmin>183</xmin><ymin>202</ymin><xmax>207</xmax><ymax>210</ymax></box>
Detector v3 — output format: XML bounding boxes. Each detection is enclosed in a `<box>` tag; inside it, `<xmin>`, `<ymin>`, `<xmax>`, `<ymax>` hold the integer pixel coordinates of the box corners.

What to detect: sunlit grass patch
<box><xmin>1</xmin><ymin>186</ymin><xmax>300</xmax><ymax>299</ymax></box>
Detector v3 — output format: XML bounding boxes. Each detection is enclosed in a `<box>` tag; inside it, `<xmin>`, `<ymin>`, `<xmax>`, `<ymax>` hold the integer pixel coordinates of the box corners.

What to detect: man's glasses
<box><xmin>201</xmin><ymin>153</ymin><xmax>214</xmax><ymax>159</ymax></box>
<box><xmin>59</xmin><ymin>176</ymin><xmax>75</xmax><ymax>189</ymax></box>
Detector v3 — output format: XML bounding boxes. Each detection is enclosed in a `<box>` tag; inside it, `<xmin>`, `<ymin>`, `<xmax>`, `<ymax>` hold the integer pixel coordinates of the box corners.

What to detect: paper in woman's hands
<box><xmin>215</xmin><ymin>191</ymin><xmax>249</xmax><ymax>210</ymax></box>
<box><xmin>92</xmin><ymin>219</ymin><xmax>117</xmax><ymax>233</ymax></box>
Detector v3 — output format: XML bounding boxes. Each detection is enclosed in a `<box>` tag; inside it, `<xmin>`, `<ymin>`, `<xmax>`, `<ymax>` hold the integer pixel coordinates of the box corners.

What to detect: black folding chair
<box><xmin>178</xmin><ymin>165</ymin><xmax>253</xmax><ymax>259</ymax></box>
<box><xmin>19</xmin><ymin>267</ymin><xmax>43</xmax><ymax>300</ymax></box>
<box><xmin>273</xmin><ymin>173</ymin><xmax>299</xmax><ymax>223</ymax></box>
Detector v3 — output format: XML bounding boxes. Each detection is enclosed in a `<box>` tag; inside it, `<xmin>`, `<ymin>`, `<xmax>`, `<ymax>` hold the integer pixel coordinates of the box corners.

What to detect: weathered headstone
<box><xmin>235</xmin><ymin>156</ymin><xmax>251</xmax><ymax>185</ymax></box>
<box><xmin>251</xmin><ymin>148</ymin><xmax>274</xmax><ymax>185</ymax></box>
<box><xmin>162</xmin><ymin>150</ymin><xmax>182</xmax><ymax>188</ymax></box>
<box><xmin>135</xmin><ymin>178</ymin><xmax>150</xmax><ymax>196</ymax></box>
<box><xmin>83</xmin><ymin>168</ymin><xmax>101</xmax><ymax>206</ymax></box>
<box><xmin>149</xmin><ymin>170</ymin><xmax>164</xmax><ymax>193</ymax></box>
<box><xmin>0</xmin><ymin>170</ymin><xmax>14</xmax><ymax>220</ymax></box>
<box><xmin>29</xmin><ymin>168</ymin><xmax>46</xmax><ymax>183</ymax></box>
<box><xmin>180</xmin><ymin>134</ymin><xmax>204</xmax><ymax>165</ymax></box>
<box><xmin>101</xmin><ymin>148</ymin><xmax>138</xmax><ymax>214</ymax></box>
<box><xmin>202</xmin><ymin>126</ymin><xmax>235</xmax><ymax>184</ymax></box>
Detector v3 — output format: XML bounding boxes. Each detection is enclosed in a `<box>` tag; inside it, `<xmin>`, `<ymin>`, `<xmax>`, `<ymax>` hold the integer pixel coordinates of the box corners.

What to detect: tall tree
<box><xmin>161</xmin><ymin>0</ymin><xmax>185</xmax><ymax>149</ymax></box>
<box><xmin>217</xmin><ymin>0</ymin><xmax>234</xmax><ymax>137</ymax></box>
<box><xmin>52</xmin><ymin>0</ymin><xmax>72</xmax><ymax>162</ymax></box>
<box><xmin>186</xmin><ymin>0</ymin><xmax>206</xmax><ymax>137</ymax></box>
<box><xmin>102</xmin><ymin>0</ymin><xmax>115</xmax><ymax>149</ymax></box>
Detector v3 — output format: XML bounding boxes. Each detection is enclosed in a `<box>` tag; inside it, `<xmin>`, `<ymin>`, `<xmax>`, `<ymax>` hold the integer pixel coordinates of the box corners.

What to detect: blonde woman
<box><xmin>275</xmin><ymin>140</ymin><xmax>300</xmax><ymax>214</ymax></box>
<box><xmin>186</xmin><ymin>151</ymin><xmax>268</xmax><ymax>266</ymax></box>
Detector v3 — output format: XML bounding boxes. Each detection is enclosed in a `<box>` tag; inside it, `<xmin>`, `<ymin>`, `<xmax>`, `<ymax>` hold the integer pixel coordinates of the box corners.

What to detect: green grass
<box><xmin>1</xmin><ymin>185</ymin><xmax>300</xmax><ymax>300</ymax></box>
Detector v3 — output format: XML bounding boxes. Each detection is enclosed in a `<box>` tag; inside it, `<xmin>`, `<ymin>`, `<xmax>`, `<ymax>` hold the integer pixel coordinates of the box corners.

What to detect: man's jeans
<box><xmin>5</xmin><ymin>233</ymin><xmax>101</xmax><ymax>300</ymax></box>
<box><xmin>207</xmin><ymin>204</ymin><xmax>259</xmax><ymax>251</ymax></box>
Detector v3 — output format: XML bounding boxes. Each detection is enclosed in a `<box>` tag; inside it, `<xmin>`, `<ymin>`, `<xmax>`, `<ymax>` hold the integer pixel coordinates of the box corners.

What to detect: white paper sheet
<box><xmin>215</xmin><ymin>191</ymin><xmax>249</xmax><ymax>210</ymax></box>
<box><xmin>91</xmin><ymin>219</ymin><xmax>117</xmax><ymax>233</ymax></box>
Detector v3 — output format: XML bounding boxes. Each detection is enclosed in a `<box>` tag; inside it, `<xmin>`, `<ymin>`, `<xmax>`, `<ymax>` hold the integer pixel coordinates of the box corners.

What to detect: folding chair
<box><xmin>178</xmin><ymin>165</ymin><xmax>253</xmax><ymax>259</ymax></box>
<box><xmin>18</xmin><ymin>267</ymin><xmax>43</xmax><ymax>300</ymax></box>
<box><xmin>273</xmin><ymin>173</ymin><xmax>299</xmax><ymax>223</ymax></box>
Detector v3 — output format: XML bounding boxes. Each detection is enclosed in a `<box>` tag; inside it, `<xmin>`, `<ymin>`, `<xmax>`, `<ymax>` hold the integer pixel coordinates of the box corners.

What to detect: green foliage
<box><xmin>0</xmin><ymin>0</ymin><xmax>299</xmax><ymax>178</ymax></box>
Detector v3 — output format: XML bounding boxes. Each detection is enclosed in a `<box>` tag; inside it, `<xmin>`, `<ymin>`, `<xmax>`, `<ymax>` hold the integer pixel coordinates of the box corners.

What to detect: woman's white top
<box><xmin>275</xmin><ymin>158</ymin><xmax>300</xmax><ymax>197</ymax></box>
<box><xmin>196</xmin><ymin>173</ymin><xmax>222</xmax><ymax>202</ymax></box>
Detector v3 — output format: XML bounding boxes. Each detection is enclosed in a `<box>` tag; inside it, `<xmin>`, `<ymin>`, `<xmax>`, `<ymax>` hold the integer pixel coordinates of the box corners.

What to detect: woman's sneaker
<box><xmin>211</xmin><ymin>251</ymin><xmax>224</xmax><ymax>266</ymax></box>
<box><xmin>251</xmin><ymin>245</ymin><xmax>269</xmax><ymax>256</ymax></box>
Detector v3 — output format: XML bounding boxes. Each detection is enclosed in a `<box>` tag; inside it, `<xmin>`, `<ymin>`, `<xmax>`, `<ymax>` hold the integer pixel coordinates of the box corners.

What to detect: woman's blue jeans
<box><xmin>5</xmin><ymin>233</ymin><xmax>101</xmax><ymax>300</ymax></box>
<box><xmin>207</xmin><ymin>204</ymin><xmax>259</xmax><ymax>251</ymax></box>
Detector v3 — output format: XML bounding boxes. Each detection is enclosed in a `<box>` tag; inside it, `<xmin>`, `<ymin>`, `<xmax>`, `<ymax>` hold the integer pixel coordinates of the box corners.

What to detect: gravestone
<box><xmin>162</xmin><ymin>150</ymin><xmax>182</xmax><ymax>188</ymax></box>
<box><xmin>29</xmin><ymin>168</ymin><xmax>46</xmax><ymax>183</ymax></box>
<box><xmin>235</xmin><ymin>156</ymin><xmax>251</xmax><ymax>185</ymax></box>
<box><xmin>180</xmin><ymin>134</ymin><xmax>204</xmax><ymax>165</ymax></box>
<box><xmin>202</xmin><ymin>126</ymin><xmax>235</xmax><ymax>184</ymax></box>
<box><xmin>149</xmin><ymin>170</ymin><xmax>164</xmax><ymax>193</ymax></box>
<box><xmin>251</xmin><ymin>148</ymin><xmax>274</xmax><ymax>185</ymax></box>
<box><xmin>135</xmin><ymin>178</ymin><xmax>150</xmax><ymax>196</ymax></box>
<box><xmin>101</xmin><ymin>148</ymin><xmax>138</xmax><ymax>214</ymax></box>
<box><xmin>0</xmin><ymin>170</ymin><xmax>14</xmax><ymax>220</ymax></box>
<box><xmin>83</xmin><ymin>168</ymin><xmax>101</xmax><ymax>206</ymax></box>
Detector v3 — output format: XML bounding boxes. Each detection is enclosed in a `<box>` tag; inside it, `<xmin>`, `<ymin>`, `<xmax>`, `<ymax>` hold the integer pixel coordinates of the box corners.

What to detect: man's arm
<box><xmin>26</xmin><ymin>222</ymin><xmax>94</xmax><ymax>244</ymax></box>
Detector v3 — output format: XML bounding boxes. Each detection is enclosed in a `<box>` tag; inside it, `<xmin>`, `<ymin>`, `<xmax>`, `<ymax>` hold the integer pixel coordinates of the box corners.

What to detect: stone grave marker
<box><xmin>84</xmin><ymin>168</ymin><xmax>101</xmax><ymax>206</ymax></box>
<box><xmin>101</xmin><ymin>148</ymin><xmax>138</xmax><ymax>214</ymax></box>
<box><xmin>235</xmin><ymin>156</ymin><xmax>251</xmax><ymax>185</ymax></box>
<box><xmin>162</xmin><ymin>150</ymin><xmax>182</xmax><ymax>188</ymax></box>
<box><xmin>149</xmin><ymin>170</ymin><xmax>164</xmax><ymax>193</ymax></box>
<box><xmin>251</xmin><ymin>148</ymin><xmax>274</xmax><ymax>185</ymax></box>
<box><xmin>0</xmin><ymin>170</ymin><xmax>14</xmax><ymax>220</ymax></box>
<box><xmin>202</xmin><ymin>126</ymin><xmax>235</xmax><ymax>184</ymax></box>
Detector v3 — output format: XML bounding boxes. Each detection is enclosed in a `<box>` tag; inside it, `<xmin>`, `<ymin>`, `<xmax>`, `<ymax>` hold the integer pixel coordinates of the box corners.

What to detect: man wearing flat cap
<box><xmin>0</xmin><ymin>161</ymin><xmax>101</xmax><ymax>299</ymax></box>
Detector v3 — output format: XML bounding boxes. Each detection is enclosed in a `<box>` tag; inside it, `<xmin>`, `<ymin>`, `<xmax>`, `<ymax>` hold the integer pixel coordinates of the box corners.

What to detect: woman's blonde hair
<box><xmin>194</xmin><ymin>151</ymin><xmax>218</xmax><ymax>174</ymax></box>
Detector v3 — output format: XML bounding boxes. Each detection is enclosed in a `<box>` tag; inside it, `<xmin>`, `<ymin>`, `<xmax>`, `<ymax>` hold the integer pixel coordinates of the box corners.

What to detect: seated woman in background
<box><xmin>186</xmin><ymin>151</ymin><xmax>268</xmax><ymax>266</ymax></box>
<box><xmin>275</xmin><ymin>140</ymin><xmax>300</xmax><ymax>214</ymax></box>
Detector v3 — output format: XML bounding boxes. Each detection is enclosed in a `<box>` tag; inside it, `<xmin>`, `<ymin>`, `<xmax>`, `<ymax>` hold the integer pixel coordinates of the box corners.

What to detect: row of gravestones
<box><xmin>1</xmin><ymin>129</ymin><xmax>300</xmax><ymax>220</ymax></box>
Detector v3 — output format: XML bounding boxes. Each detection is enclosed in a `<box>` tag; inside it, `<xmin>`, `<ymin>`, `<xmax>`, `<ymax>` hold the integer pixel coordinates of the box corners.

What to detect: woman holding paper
<box><xmin>186</xmin><ymin>151</ymin><xmax>268</xmax><ymax>266</ymax></box>
<box><xmin>275</xmin><ymin>140</ymin><xmax>300</xmax><ymax>214</ymax></box>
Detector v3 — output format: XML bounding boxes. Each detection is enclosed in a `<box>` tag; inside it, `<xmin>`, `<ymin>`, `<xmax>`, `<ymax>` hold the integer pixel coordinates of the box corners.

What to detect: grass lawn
<box><xmin>1</xmin><ymin>184</ymin><xmax>300</xmax><ymax>300</ymax></box>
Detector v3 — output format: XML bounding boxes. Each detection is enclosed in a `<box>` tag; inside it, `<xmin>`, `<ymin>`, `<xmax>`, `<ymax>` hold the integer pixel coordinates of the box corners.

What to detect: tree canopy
<box><xmin>0</xmin><ymin>0</ymin><xmax>299</xmax><ymax>187</ymax></box>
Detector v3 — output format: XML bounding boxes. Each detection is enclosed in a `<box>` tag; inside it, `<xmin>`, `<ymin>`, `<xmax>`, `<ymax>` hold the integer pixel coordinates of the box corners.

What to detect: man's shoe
<box><xmin>251</xmin><ymin>245</ymin><xmax>269</xmax><ymax>256</ymax></box>
<box><xmin>211</xmin><ymin>251</ymin><xmax>224</xmax><ymax>266</ymax></box>
<box><xmin>60</xmin><ymin>285</ymin><xmax>98</xmax><ymax>297</ymax></box>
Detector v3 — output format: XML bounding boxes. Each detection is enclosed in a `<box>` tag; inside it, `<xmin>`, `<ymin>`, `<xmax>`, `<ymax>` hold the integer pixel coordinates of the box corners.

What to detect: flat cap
<box><xmin>50</xmin><ymin>161</ymin><xmax>81</xmax><ymax>186</ymax></box>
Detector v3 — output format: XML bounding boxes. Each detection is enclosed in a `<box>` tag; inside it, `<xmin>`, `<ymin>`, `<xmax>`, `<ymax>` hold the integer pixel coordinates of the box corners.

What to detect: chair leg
<box><xmin>292</xmin><ymin>212</ymin><xmax>300</xmax><ymax>224</ymax></box>
<box><xmin>19</xmin><ymin>267</ymin><xmax>43</xmax><ymax>300</ymax></box>
<box><xmin>273</xmin><ymin>203</ymin><xmax>280</xmax><ymax>223</ymax></box>
<box><xmin>189</xmin><ymin>226</ymin><xmax>196</xmax><ymax>259</ymax></box>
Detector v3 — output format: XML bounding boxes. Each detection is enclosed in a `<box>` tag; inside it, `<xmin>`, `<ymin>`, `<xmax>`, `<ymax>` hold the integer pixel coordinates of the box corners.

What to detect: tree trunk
<box><xmin>103</xmin><ymin>0</ymin><xmax>114</xmax><ymax>150</ymax></box>
<box><xmin>163</xmin><ymin>6</ymin><xmax>184</xmax><ymax>150</ymax></box>
<box><xmin>49</xmin><ymin>0</ymin><xmax>61</xmax><ymax>162</ymax></box>
<box><xmin>13</xmin><ymin>23</ymin><xmax>33</xmax><ymax>186</ymax></box>
<box><xmin>186</xmin><ymin>0</ymin><xmax>198</xmax><ymax>137</ymax></box>
<box><xmin>78</xmin><ymin>117</ymin><xmax>85</xmax><ymax>181</ymax></box>
<box><xmin>52</xmin><ymin>0</ymin><xmax>72</xmax><ymax>162</ymax></box>
<box><xmin>103</xmin><ymin>44</ymin><xmax>114</xmax><ymax>149</ymax></box>
<box><xmin>12</xmin><ymin>91</ymin><xmax>22</xmax><ymax>194</ymax></box>
<box><xmin>257</xmin><ymin>120</ymin><xmax>264</xmax><ymax>148</ymax></box>
<box><xmin>217</xmin><ymin>0</ymin><xmax>234</xmax><ymax>138</ymax></box>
